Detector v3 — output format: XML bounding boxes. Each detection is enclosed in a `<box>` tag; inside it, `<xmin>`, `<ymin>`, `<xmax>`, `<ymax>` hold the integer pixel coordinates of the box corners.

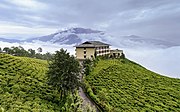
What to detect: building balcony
<box><xmin>96</xmin><ymin>48</ymin><xmax>110</xmax><ymax>52</ymax></box>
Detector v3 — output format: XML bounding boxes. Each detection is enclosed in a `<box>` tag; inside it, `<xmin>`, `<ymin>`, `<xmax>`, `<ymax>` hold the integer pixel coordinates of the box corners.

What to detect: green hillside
<box><xmin>85</xmin><ymin>59</ymin><xmax>180</xmax><ymax>112</ymax></box>
<box><xmin>0</xmin><ymin>53</ymin><xmax>61</xmax><ymax>111</ymax></box>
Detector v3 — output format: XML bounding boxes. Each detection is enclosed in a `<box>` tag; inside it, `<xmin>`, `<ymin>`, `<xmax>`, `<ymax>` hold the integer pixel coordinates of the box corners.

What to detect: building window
<box><xmin>84</xmin><ymin>55</ymin><xmax>86</xmax><ymax>58</ymax></box>
<box><xmin>84</xmin><ymin>51</ymin><xmax>86</xmax><ymax>54</ymax></box>
<box><xmin>84</xmin><ymin>48</ymin><xmax>86</xmax><ymax>50</ymax></box>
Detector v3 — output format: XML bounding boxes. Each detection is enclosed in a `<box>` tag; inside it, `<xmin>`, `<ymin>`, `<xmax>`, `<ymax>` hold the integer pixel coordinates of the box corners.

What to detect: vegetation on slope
<box><xmin>47</xmin><ymin>49</ymin><xmax>82</xmax><ymax>111</ymax></box>
<box><xmin>85</xmin><ymin>59</ymin><xmax>180</xmax><ymax>112</ymax></box>
<box><xmin>47</xmin><ymin>49</ymin><xmax>80</xmax><ymax>96</ymax></box>
<box><xmin>0</xmin><ymin>46</ymin><xmax>53</xmax><ymax>60</ymax></box>
<box><xmin>0</xmin><ymin>53</ymin><xmax>61</xmax><ymax>111</ymax></box>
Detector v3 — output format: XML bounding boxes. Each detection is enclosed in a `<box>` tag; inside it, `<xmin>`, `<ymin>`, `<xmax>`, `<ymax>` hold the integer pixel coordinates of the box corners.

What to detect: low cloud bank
<box><xmin>0</xmin><ymin>41</ymin><xmax>179</xmax><ymax>78</ymax></box>
<box><xmin>0</xmin><ymin>41</ymin><xmax>75</xmax><ymax>54</ymax></box>
<box><xmin>122</xmin><ymin>47</ymin><xmax>180</xmax><ymax>78</ymax></box>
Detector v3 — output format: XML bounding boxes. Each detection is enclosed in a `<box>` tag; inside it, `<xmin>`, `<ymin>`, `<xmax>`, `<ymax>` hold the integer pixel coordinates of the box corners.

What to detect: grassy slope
<box><xmin>85</xmin><ymin>59</ymin><xmax>180</xmax><ymax>112</ymax></box>
<box><xmin>0</xmin><ymin>53</ymin><xmax>61</xmax><ymax>112</ymax></box>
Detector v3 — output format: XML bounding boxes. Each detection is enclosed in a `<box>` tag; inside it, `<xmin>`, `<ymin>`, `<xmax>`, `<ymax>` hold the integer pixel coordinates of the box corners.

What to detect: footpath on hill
<box><xmin>79</xmin><ymin>87</ymin><xmax>98</xmax><ymax>111</ymax></box>
<box><xmin>78</xmin><ymin>63</ymin><xmax>99</xmax><ymax>112</ymax></box>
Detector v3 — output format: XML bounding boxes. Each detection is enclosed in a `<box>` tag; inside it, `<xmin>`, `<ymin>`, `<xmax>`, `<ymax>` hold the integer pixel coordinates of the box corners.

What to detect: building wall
<box><xmin>75</xmin><ymin>47</ymin><xmax>95</xmax><ymax>60</ymax></box>
<box><xmin>109</xmin><ymin>50</ymin><xmax>123</xmax><ymax>58</ymax></box>
<box><xmin>75</xmin><ymin>48</ymin><xmax>84</xmax><ymax>59</ymax></box>
<box><xmin>86</xmin><ymin>48</ymin><xmax>95</xmax><ymax>59</ymax></box>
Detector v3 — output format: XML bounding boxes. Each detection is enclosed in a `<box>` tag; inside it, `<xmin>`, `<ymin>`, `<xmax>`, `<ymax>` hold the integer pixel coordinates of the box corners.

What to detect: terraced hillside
<box><xmin>85</xmin><ymin>59</ymin><xmax>180</xmax><ymax>112</ymax></box>
<box><xmin>0</xmin><ymin>53</ymin><xmax>61</xmax><ymax>111</ymax></box>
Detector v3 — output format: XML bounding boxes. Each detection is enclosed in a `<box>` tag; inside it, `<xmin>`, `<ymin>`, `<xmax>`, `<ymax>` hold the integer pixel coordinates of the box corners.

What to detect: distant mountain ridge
<box><xmin>0</xmin><ymin>37</ymin><xmax>20</xmax><ymax>43</ymax></box>
<box><xmin>0</xmin><ymin>27</ymin><xmax>178</xmax><ymax>48</ymax></box>
<box><xmin>24</xmin><ymin>28</ymin><xmax>105</xmax><ymax>44</ymax></box>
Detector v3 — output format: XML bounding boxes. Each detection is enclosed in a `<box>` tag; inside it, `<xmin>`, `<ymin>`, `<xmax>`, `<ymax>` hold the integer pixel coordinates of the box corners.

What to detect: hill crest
<box><xmin>84</xmin><ymin>58</ymin><xmax>180</xmax><ymax>111</ymax></box>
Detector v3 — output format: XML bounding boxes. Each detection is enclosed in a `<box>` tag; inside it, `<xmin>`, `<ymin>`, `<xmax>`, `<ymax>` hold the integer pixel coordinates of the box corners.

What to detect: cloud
<box><xmin>123</xmin><ymin>47</ymin><xmax>180</xmax><ymax>78</ymax></box>
<box><xmin>0</xmin><ymin>21</ymin><xmax>57</xmax><ymax>39</ymax></box>
<box><xmin>0</xmin><ymin>40</ymin><xmax>179</xmax><ymax>78</ymax></box>
<box><xmin>0</xmin><ymin>0</ymin><xmax>180</xmax><ymax>43</ymax></box>
<box><xmin>0</xmin><ymin>41</ymin><xmax>75</xmax><ymax>54</ymax></box>
<box><xmin>6</xmin><ymin>0</ymin><xmax>48</xmax><ymax>10</ymax></box>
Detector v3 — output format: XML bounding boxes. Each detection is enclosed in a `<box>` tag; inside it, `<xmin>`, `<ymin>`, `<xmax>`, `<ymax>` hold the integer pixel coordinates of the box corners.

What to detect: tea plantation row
<box><xmin>85</xmin><ymin>59</ymin><xmax>180</xmax><ymax>112</ymax></box>
<box><xmin>0</xmin><ymin>53</ymin><xmax>61</xmax><ymax>111</ymax></box>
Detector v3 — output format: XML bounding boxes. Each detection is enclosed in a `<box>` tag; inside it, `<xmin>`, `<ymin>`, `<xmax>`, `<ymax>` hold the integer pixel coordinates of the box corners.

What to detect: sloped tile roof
<box><xmin>75</xmin><ymin>41</ymin><xmax>110</xmax><ymax>48</ymax></box>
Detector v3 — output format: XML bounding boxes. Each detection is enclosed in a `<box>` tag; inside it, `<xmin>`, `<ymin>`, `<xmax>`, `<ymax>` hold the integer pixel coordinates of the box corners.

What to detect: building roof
<box><xmin>75</xmin><ymin>41</ymin><xmax>110</xmax><ymax>48</ymax></box>
<box><xmin>110</xmin><ymin>49</ymin><xmax>123</xmax><ymax>52</ymax></box>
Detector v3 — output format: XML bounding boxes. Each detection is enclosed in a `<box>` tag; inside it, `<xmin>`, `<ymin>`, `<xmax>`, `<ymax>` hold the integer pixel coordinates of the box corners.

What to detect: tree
<box><xmin>83</xmin><ymin>59</ymin><xmax>92</xmax><ymax>76</ymax></box>
<box><xmin>28</xmin><ymin>49</ymin><xmax>36</xmax><ymax>57</ymax></box>
<box><xmin>37</xmin><ymin>47</ymin><xmax>42</xmax><ymax>53</ymax></box>
<box><xmin>43</xmin><ymin>52</ymin><xmax>53</xmax><ymax>60</ymax></box>
<box><xmin>0</xmin><ymin>47</ymin><xmax>1</xmax><ymax>53</ymax></box>
<box><xmin>11</xmin><ymin>46</ymin><xmax>21</xmax><ymax>56</ymax></box>
<box><xmin>120</xmin><ymin>52</ymin><xmax>125</xmax><ymax>59</ymax></box>
<box><xmin>3</xmin><ymin>47</ymin><xmax>11</xmax><ymax>54</ymax></box>
<box><xmin>47</xmin><ymin>48</ymin><xmax>80</xmax><ymax>99</ymax></box>
<box><xmin>17</xmin><ymin>46</ymin><xmax>29</xmax><ymax>56</ymax></box>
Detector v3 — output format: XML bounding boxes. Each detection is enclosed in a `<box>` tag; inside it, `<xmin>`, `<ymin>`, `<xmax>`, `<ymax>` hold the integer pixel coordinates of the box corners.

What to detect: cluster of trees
<box><xmin>0</xmin><ymin>46</ymin><xmax>53</xmax><ymax>60</ymax></box>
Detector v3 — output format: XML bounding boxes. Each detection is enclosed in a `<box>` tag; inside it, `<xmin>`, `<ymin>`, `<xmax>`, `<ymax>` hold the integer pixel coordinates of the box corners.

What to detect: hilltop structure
<box><xmin>109</xmin><ymin>49</ymin><xmax>123</xmax><ymax>58</ymax></box>
<box><xmin>74</xmin><ymin>41</ymin><xmax>123</xmax><ymax>60</ymax></box>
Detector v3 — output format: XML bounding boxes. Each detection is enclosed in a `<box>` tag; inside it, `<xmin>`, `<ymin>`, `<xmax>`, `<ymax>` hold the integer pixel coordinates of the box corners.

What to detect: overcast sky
<box><xmin>0</xmin><ymin>0</ymin><xmax>180</xmax><ymax>43</ymax></box>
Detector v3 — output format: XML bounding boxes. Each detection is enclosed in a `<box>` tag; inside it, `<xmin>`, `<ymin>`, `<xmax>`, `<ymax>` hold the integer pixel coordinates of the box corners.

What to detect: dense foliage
<box><xmin>0</xmin><ymin>46</ymin><xmax>53</xmax><ymax>60</ymax></box>
<box><xmin>85</xmin><ymin>59</ymin><xmax>180</xmax><ymax>112</ymax></box>
<box><xmin>0</xmin><ymin>53</ymin><xmax>85</xmax><ymax>111</ymax></box>
<box><xmin>47</xmin><ymin>49</ymin><xmax>80</xmax><ymax>97</ymax></box>
<box><xmin>0</xmin><ymin>53</ymin><xmax>64</xmax><ymax>111</ymax></box>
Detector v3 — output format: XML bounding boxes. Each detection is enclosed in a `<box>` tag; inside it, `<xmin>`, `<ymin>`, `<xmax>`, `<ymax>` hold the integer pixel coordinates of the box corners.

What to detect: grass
<box><xmin>85</xmin><ymin>58</ymin><xmax>180</xmax><ymax>112</ymax></box>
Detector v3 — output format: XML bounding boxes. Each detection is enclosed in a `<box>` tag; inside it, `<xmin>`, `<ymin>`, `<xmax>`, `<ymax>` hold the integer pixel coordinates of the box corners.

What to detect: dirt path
<box><xmin>79</xmin><ymin>87</ymin><xmax>98</xmax><ymax>111</ymax></box>
<box><xmin>78</xmin><ymin>62</ymin><xmax>99</xmax><ymax>112</ymax></box>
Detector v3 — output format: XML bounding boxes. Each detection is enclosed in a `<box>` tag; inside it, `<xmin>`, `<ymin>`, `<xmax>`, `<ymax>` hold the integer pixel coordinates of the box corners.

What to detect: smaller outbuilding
<box><xmin>109</xmin><ymin>49</ymin><xmax>123</xmax><ymax>58</ymax></box>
